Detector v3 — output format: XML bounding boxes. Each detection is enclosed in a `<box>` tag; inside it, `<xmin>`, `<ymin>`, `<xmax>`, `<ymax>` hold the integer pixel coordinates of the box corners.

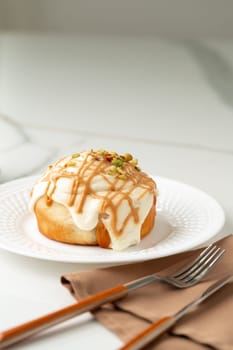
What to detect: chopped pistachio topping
<box><xmin>129</xmin><ymin>159</ymin><xmax>138</xmax><ymax>166</ymax></box>
<box><xmin>72</xmin><ymin>153</ymin><xmax>80</xmax><ymax>158</ymax></box>
<box><xmin>107</xmin><ymin>165</ymin><xmax>117</xmax><ymax>176</ymax></box>
<box><xmin>112</xmin><ymin>158</ymin><xmax>124</xmax><ymax>167</ymax></box>
<box><xmin>89</xmin><ymin>149</ymin><xmax>141</xmax><ymax>179</ymax></box>
<box><xmin>98</xmin><ymin>148</ymin><xmax>106</xmax><ymax>154</ymax></box>
<box><xmin>119</xmin><ymin>174</ymin><xmax>127</xmax><ymax>180</ymax></box>
<box><xmin>66</xmin><ymin>160</ymin><xmax>76</xmax><ymax>167</ymax></box>
<box><xmin>123</xmin><ymin>153</ymin><xmax>133</xmax><ymax>161</ymax></box>
<box><xmin>116</xmin><ymin>167</ymin><xmax>125</xmax><ymax>174</ymax></box>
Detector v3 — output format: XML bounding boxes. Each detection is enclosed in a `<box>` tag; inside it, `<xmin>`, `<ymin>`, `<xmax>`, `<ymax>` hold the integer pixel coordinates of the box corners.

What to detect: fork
<box><xmin>0</xmin><ymin>244</ymin><xmax>224</xmax><ymax>349</ymax></box>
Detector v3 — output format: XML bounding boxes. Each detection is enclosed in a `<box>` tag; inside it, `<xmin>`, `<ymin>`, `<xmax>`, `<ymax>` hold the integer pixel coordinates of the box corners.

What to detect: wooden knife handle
<box><xmin>119</xmin><ymin>316</ymin><xmax>173</xmax><ymax>350</ymax></box>
<box><xmin>0</xmin><ymin>285</ymin><xmax>128</xmax><ymax>349</ymax></box>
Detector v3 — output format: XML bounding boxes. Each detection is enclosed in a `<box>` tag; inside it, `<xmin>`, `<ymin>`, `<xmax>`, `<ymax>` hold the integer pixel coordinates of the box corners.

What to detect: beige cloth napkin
<box><xmin>61</xmin><ymin>236</ymin><xmax>233</xmax><ymax>350</ymax></box>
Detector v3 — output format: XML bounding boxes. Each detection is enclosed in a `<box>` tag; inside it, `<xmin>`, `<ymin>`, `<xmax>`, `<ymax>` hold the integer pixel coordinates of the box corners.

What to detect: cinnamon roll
<box><xmin>30</xmin><ymin>149</ymin><xmax>157</xmax><ymax>251</ymax></box>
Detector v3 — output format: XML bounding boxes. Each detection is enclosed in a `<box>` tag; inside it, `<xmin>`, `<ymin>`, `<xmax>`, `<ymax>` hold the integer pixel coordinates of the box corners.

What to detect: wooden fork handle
<box><xmin>119</xmin><ymin>316</ymin><xmax>174</xmax><ymax>350</ymax></box>
<box><xmin>0</xmin><ymin>285</ymin><xmax>128</xmax><ymax>349</ymax></box>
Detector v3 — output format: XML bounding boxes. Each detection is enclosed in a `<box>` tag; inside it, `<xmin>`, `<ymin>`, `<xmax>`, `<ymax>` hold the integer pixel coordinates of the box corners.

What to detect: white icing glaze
<box><xmin>30</xmin><ymin>150</ymin><xmax>156</xmax><ymax>250</ymax></box>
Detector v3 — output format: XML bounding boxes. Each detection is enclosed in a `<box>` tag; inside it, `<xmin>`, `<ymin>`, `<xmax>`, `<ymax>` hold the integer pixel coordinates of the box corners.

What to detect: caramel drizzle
<box><xmin>36</xmin><ymin>151</ymin><xmax>155</xmax><ymax>237</ymax></box>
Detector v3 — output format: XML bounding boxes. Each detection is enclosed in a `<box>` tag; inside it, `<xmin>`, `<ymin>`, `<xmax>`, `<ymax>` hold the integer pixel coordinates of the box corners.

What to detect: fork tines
<box><xmin>172</xmin><ymin>244</ymin><xmax>225</xmax><ymax>284</ymax></box>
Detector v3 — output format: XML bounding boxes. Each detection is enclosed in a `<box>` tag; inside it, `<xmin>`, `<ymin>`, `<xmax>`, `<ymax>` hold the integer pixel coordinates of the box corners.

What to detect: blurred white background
<box><xmin>1</xmin><ymin>0</ymin><xmax>233</xmax><ymax>132</ymax></box>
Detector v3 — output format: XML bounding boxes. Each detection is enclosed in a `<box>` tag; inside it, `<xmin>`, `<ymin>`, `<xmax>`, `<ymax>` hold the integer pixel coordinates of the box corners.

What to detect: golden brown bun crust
<box><xmin>34</xmin><ymin>196</ymin><xmax>97</xmax><ymax>245</ymax></box>
<box><xmin>140</xmin><ymin>198</ymin><xmax>156</xmax><ymax>239</ymax></box>
<box><xmin>34</xmin><ymin>195</ymin><xmax>156</xmax><ymax>248</ymax></box>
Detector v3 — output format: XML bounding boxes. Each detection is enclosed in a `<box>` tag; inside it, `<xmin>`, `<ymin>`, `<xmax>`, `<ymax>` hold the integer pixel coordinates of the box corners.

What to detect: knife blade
<box><xmin>120</xmin><ymin>274</ymin><xmax>233</xmax><ymax>350</ymax></box>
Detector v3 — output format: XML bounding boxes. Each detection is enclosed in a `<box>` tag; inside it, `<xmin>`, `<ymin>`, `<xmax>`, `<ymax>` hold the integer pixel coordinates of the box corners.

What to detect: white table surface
<box><xmin>0</xmin><ymin>33</ymin><xmax>232</xmax><ymax>349</ymax></box>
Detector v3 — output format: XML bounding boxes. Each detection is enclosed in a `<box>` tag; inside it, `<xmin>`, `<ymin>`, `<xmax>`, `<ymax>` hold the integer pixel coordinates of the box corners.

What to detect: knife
<box><xmin>119</xmin><ymin>274</ymin><xmax>233</xmax><ymax>350</ymax></box>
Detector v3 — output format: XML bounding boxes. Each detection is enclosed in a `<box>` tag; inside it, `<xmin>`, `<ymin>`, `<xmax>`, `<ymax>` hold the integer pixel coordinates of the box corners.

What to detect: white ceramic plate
<box><xmin>0</xmin><ymin>176</ymin><xmax>225</xmax><ymax>263</ymax></box>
